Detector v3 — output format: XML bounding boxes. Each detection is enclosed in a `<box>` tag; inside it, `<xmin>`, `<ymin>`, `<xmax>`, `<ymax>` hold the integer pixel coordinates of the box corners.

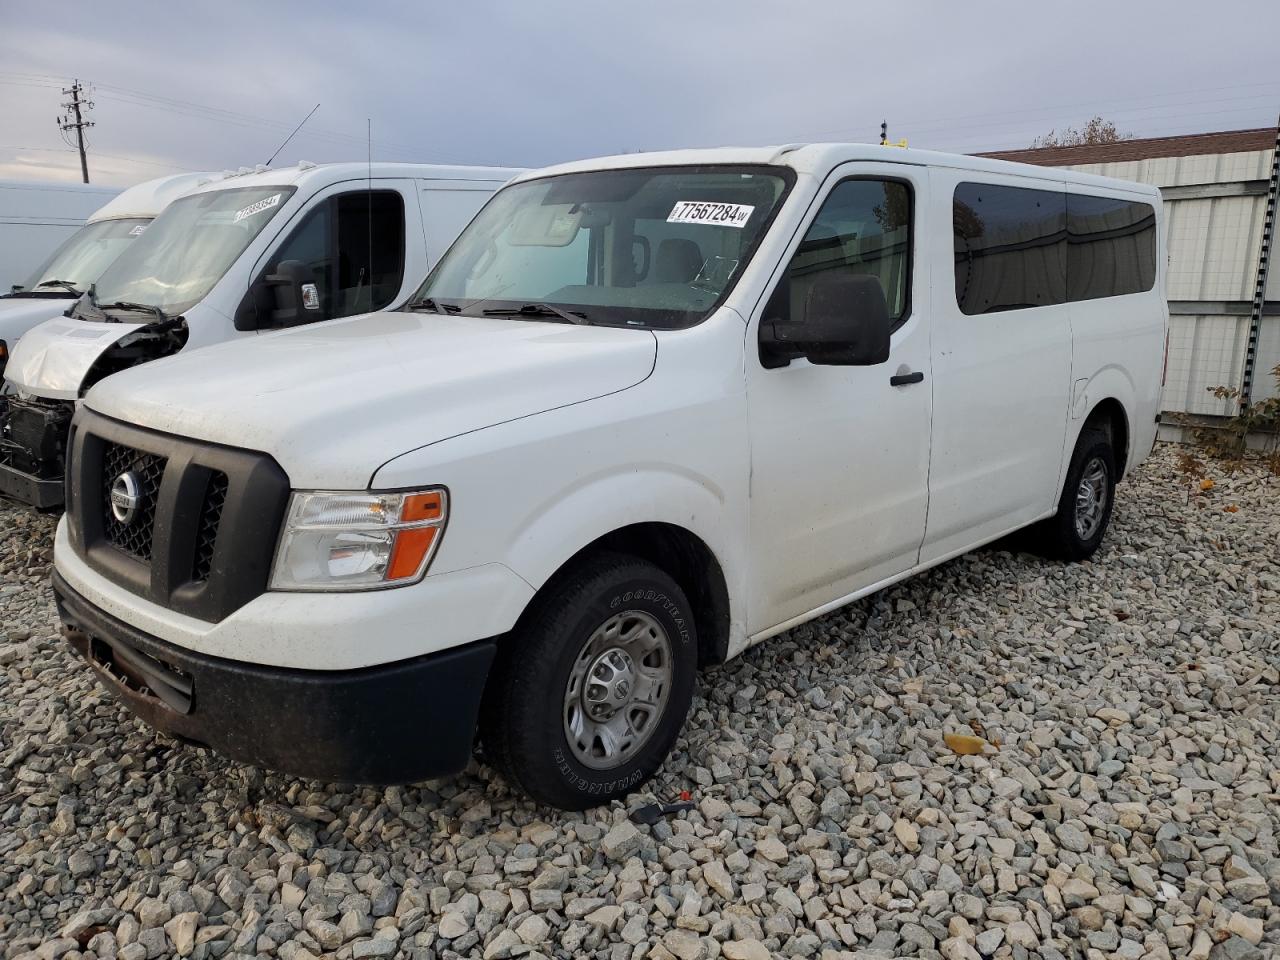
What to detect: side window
<box><xmin>262</xmin><ymin>190</ymin><xmax>405</xmax><ymax>325</ymax></box>
<box><xmin>1066</xmin><ymin>194</ymin><xmax>1157</xmax><ymax>301</ymax></box>
<box><xmin>953</xmin><ymin>182</ymin><xmax>1066</xmax><ymax>315</ymax></box>
<box><xmin>333</xmin><ymin>190</ymin><xmax>404</xmax><ymax>317</ymax></box>
<box><xmin>787</xmin><ymin>179</ymin><xmax>911</xmax><ymax>325</ymax></box>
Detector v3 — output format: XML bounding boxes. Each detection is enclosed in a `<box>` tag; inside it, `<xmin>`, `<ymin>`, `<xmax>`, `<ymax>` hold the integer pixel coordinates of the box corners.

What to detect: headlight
<box><xmin>270</xmin><ymin>488</ymin><xmax>448</xmax><ymax>591</ymax></box>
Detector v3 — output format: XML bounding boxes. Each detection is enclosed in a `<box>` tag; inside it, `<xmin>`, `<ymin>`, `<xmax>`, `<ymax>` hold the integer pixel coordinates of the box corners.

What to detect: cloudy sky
<box><xmin>2</xmin><ymin>0</ymin><xmax>1278</xmax><ymax>187</ymax></box>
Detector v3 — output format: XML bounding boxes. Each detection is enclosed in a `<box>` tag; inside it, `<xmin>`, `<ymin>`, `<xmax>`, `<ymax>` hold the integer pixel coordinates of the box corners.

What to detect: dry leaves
<box><xmin>944</xmin><ymin>732</ymin><xmax>989</xmax><ymax>755</ymax></box>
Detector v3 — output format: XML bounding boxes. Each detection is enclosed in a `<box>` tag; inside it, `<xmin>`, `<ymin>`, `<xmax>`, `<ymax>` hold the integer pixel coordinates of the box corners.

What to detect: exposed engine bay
<box><xmin>80</xmin><ymin>317</ymin><xmax>189</xmax><ymax>391</ymax></box>
<box><xmin>0</xmin><ymin>317</ymin><xmax>187</xmax><ymax>508</ymax></box>
<box><xmin>0</xmin><ymin>393</ymin><xmax>74</xmax><ymax>507</ymax></box>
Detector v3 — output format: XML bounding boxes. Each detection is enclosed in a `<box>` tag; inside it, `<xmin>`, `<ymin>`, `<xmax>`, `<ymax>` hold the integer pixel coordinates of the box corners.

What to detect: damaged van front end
<box><xmin>0</xmin><ymin>316</ymin><xmax>188</xmax><ymax>506</ymax></box>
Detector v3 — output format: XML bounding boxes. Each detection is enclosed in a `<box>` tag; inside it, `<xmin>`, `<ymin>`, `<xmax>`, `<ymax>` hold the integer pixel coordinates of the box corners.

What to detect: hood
<box><xmin>5</xmin><ymin>316</ymin><xmax>147</xmax><ymax>399</ymax></box>
<box><xmin>86</xmin><ymin>312</ymin><xmax>657</xmax><ymax>488</ymax></box>
<box><xmin>0</xmin><ymin>299</ymin><xmax>78</xmax><ymax>349</ymax></box>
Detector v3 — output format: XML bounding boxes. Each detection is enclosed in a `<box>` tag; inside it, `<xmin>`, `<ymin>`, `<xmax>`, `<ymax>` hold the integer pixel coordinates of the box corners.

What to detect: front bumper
<box><xmin>0</xmin><ymin>460</ymin><xmax>62</xmax><ymax>508</ymax></box>
<box><xmin>54</xmin><ymin>571</ymin><xmax>497</xmax><ymax>784</ymax></box>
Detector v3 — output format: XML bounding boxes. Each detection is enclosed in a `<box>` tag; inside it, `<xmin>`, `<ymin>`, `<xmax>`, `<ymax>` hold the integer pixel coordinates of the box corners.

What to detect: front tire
<box><xmin>479</xmin><ymin>553</ymin><xmax>697</xmax><ymax>809</ymax></box>
<box><xmin>1031</xmin><ymin>427</ymin><xmax>1116</xmax><ymax>561</ymax></box>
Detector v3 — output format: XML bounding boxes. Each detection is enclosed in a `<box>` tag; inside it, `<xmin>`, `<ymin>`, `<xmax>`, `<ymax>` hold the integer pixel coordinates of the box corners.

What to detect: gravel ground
<box><xmin>1</xmin><ymin>444</ymin><xmax>1277</xmax><ymax>960</ymax></box>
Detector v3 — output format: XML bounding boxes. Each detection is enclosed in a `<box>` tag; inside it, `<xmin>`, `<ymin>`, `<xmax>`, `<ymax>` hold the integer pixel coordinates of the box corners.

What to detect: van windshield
<box><xmin>84</xmin><ymin>186</ymin><xmax>295</xmax><ymax>319</ymax></box>
<box><xmin>413</xmin><ymin>165</ymin><xmax>793</xmax><ymax>329</ymax></box>
<box><xmin>17</xmin><ymin>218</ymin><xmax>151</xmax><ymax>296</ymax></box>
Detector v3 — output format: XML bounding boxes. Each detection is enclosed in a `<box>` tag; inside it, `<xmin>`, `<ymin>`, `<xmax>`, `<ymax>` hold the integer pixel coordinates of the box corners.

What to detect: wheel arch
<box><xmin>512</xmin><ymin>522</ymin><xmax>732</xmax><ymax>668</ymax></box>
<box><xmin>1082</xmin><ymin>396</ymin><xmax>1130</xmax><ymax>480</ymax></box>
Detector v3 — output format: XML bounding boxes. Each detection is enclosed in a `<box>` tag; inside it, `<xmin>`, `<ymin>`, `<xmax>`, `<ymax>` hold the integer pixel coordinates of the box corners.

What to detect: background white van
<box><xmin>0</xmin><ymin>172</ymin><xmax>211</xmax><ymax>380</ymax></box>
<box><xmin>0</xmin><ymin>161</ymin><xmax>522</xmax><ymax>507</ymax></box>
<box><xmin>0</xmin><ymin>179</ymin><xmax>120</xmax><ymax>293</ymax></box>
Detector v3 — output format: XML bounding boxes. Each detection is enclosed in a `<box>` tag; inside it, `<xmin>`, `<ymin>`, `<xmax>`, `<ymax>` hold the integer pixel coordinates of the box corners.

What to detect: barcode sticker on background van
<box><xmin>667</xmin><ymin>201</ymin><xmax>755</xmax><ymax>228</ymax></box>
<box><xmin>233</xmin><ymin>193</ymin><xmax>282</xmax><ymax>223</ymax></box>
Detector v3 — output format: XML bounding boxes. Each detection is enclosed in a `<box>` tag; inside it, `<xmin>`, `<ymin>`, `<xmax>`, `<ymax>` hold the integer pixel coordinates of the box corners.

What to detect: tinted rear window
<box><xmin>953</xmin><ymin>183</ymin><xmax>1066</xmax><ymax>315</ymax></box>
<box><xmin>1066</xmin><ymin>194</ymin><xmax>1157</xmax><ymax>302</ymax></box>
<box><xmin>953</xmin><ymin>182</ymin><xmax>1157</xmax><ymax>315</ymax></box>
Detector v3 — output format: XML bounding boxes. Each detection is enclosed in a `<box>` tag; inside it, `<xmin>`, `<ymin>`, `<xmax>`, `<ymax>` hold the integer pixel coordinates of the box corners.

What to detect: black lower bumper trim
<box><xmin>0</xmin><ymin>461</ymin><xmax>63</xmax><ymax>509</ymax></box>
<box><xmin>53</xmin><ymin>571</ymin><xmax>497</xmax><ymax>784</ymax></box>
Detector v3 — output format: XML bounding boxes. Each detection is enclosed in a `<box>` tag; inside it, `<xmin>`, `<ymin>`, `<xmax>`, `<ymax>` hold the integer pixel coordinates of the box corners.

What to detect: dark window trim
<box><xmin>767</xmin><ymin>173</ymin><xmax>916</xmax><ymax>334</ymax></box>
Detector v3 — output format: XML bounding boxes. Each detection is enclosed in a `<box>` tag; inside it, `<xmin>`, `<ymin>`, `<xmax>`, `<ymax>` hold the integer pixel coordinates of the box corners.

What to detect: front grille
<box><xmin>68</xmin><ymin>408</ymin><xmax>290</xmax><ymax>623</ymax></box>
<box><xmin>101</xmin><ymin>442</ymin><xmax>166</xmax><ymax>561</ymax></box>
<box><xmin>192</xmin><ymin>471</ymin><xmax>228</xmax><ymax>582</ymax></box>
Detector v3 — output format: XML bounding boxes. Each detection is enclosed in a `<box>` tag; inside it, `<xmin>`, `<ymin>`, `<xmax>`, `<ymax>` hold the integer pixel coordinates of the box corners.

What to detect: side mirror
<box><xmin>760</xmin><ymin>273</ymin><xmax>891</xmax><ymax>368</ymax></box>
<box><xmin>266</xmin><ymin>260</ymin><xmax>322</xmax><ymax>328</ymax></box>
<box><xmin>235</xmin><ymin>260</ymin><xmax>322</xmax><ymax>331</ymax></box>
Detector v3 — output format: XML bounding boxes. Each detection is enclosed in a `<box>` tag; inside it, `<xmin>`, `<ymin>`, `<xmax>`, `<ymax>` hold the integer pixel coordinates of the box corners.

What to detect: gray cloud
<box><xmin>1</xmin><ymin>0</ymin><xmax>1277</xmax><ymax>187</ymax></box>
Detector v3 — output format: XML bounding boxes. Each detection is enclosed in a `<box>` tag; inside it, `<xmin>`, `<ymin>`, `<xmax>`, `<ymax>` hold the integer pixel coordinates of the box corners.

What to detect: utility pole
<box><xmin>56</xmin><ymin>79</ymin><xmax>94</xmax><ymax>183</ymax></box>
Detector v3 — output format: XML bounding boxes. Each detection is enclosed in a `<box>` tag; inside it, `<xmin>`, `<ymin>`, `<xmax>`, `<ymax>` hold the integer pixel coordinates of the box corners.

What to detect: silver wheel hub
<box><xmin>564</xmin><ymin>611</ymin><xmax>673</xmax><ymax>770</ymax></box>
<box><xmin>1074</xmin><ymin>457</ymin><xmax>1108</xmax><ymax>540</ymax></box>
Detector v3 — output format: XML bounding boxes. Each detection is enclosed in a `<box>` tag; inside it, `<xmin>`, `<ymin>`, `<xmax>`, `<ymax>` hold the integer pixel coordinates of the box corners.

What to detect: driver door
<box><xmin>746</xmin><ymin>163</ymin><xmax>933</xmax><ymax>635</ymax></box>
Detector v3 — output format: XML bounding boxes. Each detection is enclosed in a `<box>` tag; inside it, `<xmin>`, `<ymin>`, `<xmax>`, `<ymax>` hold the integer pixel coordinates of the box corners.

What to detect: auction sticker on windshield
<box><xmin>667</xmin><ymin>201</ymin><xmax>755</xmax><ymax>228</ymax></box>
<box><xmin>233</xmin><ymin>193</ymin><xmax>283</xmax><ymax>224</ymax></box>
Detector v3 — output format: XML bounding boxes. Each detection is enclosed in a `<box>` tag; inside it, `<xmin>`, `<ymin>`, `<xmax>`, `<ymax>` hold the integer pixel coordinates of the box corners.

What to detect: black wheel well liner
<box><xmin>1082</xmin><ymin>397</ymin><xmax>1130</xmax><ymax>480</ymax></box>
<box><xmin>525</xmin><ymin>523</ymin><xmax>731</xmax><ymax>667</ymax></box>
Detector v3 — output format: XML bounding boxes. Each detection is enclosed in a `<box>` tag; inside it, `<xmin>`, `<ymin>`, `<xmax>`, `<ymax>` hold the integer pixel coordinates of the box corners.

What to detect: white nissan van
<box><xmin>51</xmin><ymin>144</ymin><xmax>1166</xmax><ymax>808</ymax></box>
<box><xmin>1</xmin><ymin>161</ymin><xmax>522</xmax><ymax>507</ymax></box>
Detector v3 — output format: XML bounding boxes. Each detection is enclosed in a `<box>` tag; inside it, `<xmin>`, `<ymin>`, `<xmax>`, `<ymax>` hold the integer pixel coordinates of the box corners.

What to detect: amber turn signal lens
<box><xmin>400</xmin><ymin>491</ymin><xmax>444</xmax><ymax>523</ymax></box>
<box><xmin>386</xmin><ymin>526</ymin><xmax>439</xmax><ymax>581</ymax></box>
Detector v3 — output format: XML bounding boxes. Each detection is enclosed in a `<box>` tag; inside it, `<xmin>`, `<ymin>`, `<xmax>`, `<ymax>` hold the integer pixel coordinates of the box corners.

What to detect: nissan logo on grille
<box><xmin>109</xmin><ymin>471</ymin><xmax>143</xmax><ymax>525</ymax></box>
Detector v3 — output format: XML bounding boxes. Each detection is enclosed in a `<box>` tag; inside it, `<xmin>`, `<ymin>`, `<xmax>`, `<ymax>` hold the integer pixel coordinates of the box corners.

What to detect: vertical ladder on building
<box><xmin>1240</xmin><ymin>115</ymin><xmax>1280</xmax><ymax>404</ymax></box>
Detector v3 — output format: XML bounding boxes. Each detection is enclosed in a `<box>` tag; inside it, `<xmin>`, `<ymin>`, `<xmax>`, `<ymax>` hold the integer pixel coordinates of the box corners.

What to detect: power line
<box><xmin>0</xmin><ymin>145</ymin><xmax>192</xmax><ymax>172</ymax></box>
<box><xmin>56</xmin><ymin>79</ymin><xmax>94</xmax><ymax>183</ymax></box>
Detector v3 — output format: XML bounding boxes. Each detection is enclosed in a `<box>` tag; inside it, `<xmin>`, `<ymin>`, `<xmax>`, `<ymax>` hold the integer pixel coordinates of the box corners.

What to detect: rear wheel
<box><xmin>479</xmin><ymin>553</ymin><xmax>697</xmax><ymax>809</ymax></box>
<box><xmin>1031</xmin><ymin>427</ymin><xmax>1116</xmax><ymax>560</ymax></box>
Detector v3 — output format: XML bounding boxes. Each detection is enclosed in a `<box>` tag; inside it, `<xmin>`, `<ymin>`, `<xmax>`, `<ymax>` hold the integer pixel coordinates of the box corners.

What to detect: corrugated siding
<box><xmin>1164</xmin><ymin>314</ymin><xmax>1253</xmax><ymax>415</ymax></box>
<box><xmin>1255</xmin><ymin>317</ymin><xmax>1280</xmax><ymax>401</ymax></box>
<box><xmin>1063</xmin><ymin>150</ymin><xmax>1273</xmax><ymax>187</ymax></box>
<box><xmin>1056</xmin><ymin>148</ymin><xmax>1277</xmax><ymax>416</ymax></box>
<box><xmin>1165</xmin><ymin>195</ymin><xmax>1266</xmax><ymax>301</ymax></box>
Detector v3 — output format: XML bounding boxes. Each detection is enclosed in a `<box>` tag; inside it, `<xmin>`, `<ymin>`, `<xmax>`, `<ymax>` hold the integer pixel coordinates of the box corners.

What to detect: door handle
<box><xmin>890</xmin><ymin>370</ymin><xmax>925</xmax><ymax>387</ymax></box>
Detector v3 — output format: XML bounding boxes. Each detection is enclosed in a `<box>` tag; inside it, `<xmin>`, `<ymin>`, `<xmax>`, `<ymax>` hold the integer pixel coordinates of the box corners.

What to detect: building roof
<box><xmin>979</xmin><ymin>127</ymin><xmax>1277</xmax><ymax>166</ymax></box>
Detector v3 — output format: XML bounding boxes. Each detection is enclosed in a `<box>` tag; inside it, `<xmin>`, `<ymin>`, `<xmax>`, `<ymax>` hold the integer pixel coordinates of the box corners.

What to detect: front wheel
<box><xmin>479</xmin><ymin>553</ymin><xmax>697</xmax><ymax>809</ymax></box>
<box><xmin>1031</xmin><ymin>427</ymin><xmax>1116</xmax><ymax>561</ymax></box>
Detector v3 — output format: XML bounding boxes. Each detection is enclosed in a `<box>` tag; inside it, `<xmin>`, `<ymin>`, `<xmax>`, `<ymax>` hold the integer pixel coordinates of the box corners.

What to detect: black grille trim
<box><xmin>66</xmin><ymin>408</ymin><xmax>290</xmax><ymax>623</ymax></box>
<box><xmin>192</xmin><ymin>471</ymin><xmax>228</xmax><ymax>582</ymax></box>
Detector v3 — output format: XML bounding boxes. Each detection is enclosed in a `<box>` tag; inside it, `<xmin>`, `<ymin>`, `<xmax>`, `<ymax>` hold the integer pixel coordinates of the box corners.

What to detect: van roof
<box><xmin>513</xmin><ymin>143</ymin><xmax>1162</xmax><ymax>198</ymax></box>
<box><xmin>88</xmin><ymin>172</ymin><xmax>220</xmax><ymax>222</ymax></box>
<box><xmin>186</xmin><ymin>161</ymin><xmax>527</xmax><ymax>197</ymax></box>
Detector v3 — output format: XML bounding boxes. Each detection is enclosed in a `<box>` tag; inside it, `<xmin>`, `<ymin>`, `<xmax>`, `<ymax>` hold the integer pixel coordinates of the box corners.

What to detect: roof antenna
<box><xmin>264</xmin><ymin>103</ymin><xmax>320</xmax><ymax>167</ymax></box>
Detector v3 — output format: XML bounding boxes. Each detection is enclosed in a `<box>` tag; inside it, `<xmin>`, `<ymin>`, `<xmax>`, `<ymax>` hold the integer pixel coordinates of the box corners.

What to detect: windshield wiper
<box><xmin>482</xmin><ymin>303</ymin><xmax>588</xmax><ymax>325</ymax></box>
<box><xmin>99</xmin><ymin>299</ymin><xmax>168</xmax><ymax>322</ymax></box>
<box><xmin>34</xmin><ymin>279</ymin><xmax>82</xmax><ymax>294</ymax></box>
<box><xmin>406</xmin><ymin>297</ymin><xmax>461</xmax><ymax>314</ymax></box>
